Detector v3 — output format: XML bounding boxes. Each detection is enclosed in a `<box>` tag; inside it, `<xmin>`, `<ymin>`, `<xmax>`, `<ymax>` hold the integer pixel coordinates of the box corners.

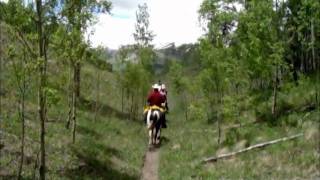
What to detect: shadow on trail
<box><xmin>63</xmin><ymin>140</ymin><xmax>137</xmax><ymax>180</ymax></box>
<box><xmin>79</xmin><ymin>97</ymin><xmax>140</xmax><ymax>122</ymax></box>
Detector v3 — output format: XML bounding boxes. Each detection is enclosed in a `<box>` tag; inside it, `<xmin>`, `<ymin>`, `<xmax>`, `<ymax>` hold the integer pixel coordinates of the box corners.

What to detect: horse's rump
<box><xmin>146</xmin><ymin>108</ymin><xmax>162</xmax><ymax>146</ymax></box>
<box><xmin>147</xmin><ymin>109</ymin><xmax>161</xmax><ymax>130</ymax></box>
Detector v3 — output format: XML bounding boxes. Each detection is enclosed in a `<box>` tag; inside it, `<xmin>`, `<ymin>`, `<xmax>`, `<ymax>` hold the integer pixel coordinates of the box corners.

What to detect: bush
<box><xmin>188</xmin><ymin>102</ymin><xmax>207</xmax><ymax>122</ymax></box>
<box><xmin>224</xmin><ymin>128</ymin><xmax>241</xmax><ymax>146</ymax></box>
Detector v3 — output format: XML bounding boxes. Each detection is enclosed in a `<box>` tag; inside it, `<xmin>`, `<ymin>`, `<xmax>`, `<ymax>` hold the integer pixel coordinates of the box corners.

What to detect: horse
<box><xmin>146</xmin><ymin>108</ymin><xmax>162</xmax><ymax>146</ymax></box>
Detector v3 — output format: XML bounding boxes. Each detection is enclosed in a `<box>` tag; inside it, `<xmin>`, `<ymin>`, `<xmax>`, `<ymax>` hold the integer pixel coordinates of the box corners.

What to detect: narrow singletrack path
<box><xmin>141</xmin><ymin>147</ymin><xmax>159</xmax><ymax>180</ymax></box>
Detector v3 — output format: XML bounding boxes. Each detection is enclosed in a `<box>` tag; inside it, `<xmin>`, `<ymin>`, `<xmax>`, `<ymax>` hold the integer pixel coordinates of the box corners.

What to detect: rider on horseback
<box><xmin>144</xmin><ymin>83</ymin><xmax>168</xmax><ymax>128</ymax></box>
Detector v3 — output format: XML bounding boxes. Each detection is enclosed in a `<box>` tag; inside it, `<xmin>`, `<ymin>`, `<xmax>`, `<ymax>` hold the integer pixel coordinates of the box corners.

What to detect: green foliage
<box><xmin>87</xmin><ymin>47</ymin><xmax>112</xmax><ymax>71</ymax></box>
<box><xmin>45</xmin><ymin>87</ymin><xmax>60</xmax><ymax>107</ymax></box>
<box><xmin>168</xmin><ymin>61</ymin><xmax>189</xmax><ymax>94</ymax></box>
<box><xmin>284</xmin><ymin>0</ymin><xmax>320</xmax><ymax>74</ymax></box>
<box><xmin>188</xmin><ymin>102</ymin><xmax>207</xmax><ymax>122</ymax></box>
<box><xmin>1</xmin><ymin>0</ymin><xmax>319</xmax><ymax>179</ymax></box>
<box><xmin>235</xmin><ymin>0</ymin><xmax>285</xmax><ymax>85</ymax></box>
<box><xmin>138</xmin><ymin>47</ymin><xmax>156</xmax><ymax>74</ymax></box>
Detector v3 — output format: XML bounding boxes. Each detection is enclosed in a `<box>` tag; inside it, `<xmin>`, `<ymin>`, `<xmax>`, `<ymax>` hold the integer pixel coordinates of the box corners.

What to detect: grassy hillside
<box><xmin>1</xmin><ymin>59</ymin><xmax>319</xmax><ymax>180</ymax></box>
<box><xmin>1</xmin><ymin>63</ymin><xmax>147</xmax><ymax>179</ymax></box>
<box><xmin>159</xmin><ymin>75</ymin><xmax>319</xmax><ymax>179</ymax></box>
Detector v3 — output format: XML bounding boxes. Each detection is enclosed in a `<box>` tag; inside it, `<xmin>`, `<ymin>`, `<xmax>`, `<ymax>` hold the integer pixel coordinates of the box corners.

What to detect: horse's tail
<box><xmin>147</xmin><ymin>109</ymin><xmax>160</xmax><ymax>130</ymax></box>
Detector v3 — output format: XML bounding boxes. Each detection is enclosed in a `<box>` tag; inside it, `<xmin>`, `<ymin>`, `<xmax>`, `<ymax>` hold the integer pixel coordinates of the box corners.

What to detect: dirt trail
<box><xmin>141</xmin><ymin>147</ymin><xmax>159</xmax><ymax>180</ymax></box>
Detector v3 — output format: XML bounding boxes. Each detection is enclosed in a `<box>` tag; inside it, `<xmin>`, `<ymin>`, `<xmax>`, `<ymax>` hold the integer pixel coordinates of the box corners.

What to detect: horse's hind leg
<box><xmin>156</xmin><ymin>128</ymin><xmax>161</xmax><ymax>145</ymax></box>
<box><xmin>152</xmin><ymin>128</ymin><xmax>156</xmax><ymax>145</ymax></box>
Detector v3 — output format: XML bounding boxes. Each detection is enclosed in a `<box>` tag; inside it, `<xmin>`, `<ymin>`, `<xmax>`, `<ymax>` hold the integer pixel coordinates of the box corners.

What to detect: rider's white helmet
<box><xmin>161</xmin><ymin>84</ymin><xmax>166</xmax><ymax>90</ymax></box>
<box><xmin>152</xmin><ymin>84</ymin><xmax>160</xmax><ymax>90</ymax></box>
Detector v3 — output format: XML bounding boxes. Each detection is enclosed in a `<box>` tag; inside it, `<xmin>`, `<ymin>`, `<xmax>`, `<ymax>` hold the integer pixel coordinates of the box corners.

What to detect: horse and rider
<box><xmin>144</xmin><ymin>82</ymin><xmax>168</xmax><ymax>127</ymax></box>
<box><xmin>143</xmin><ymin>81</ymin><xmax>169</xmax><ymax>145</ymax></box>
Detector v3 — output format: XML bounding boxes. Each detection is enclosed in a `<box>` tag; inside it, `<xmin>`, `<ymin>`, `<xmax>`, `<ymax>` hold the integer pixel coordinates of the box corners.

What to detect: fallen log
<box><xmin>203</xmin><ymin>133</ymin><xmax>304</xmax><ymax>163</ymax></box>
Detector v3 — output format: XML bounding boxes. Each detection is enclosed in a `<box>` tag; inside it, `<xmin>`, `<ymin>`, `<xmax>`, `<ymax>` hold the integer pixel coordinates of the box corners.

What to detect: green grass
<box><xmin>1</xmin><ymin>63</ymin><xmax>319</xmax><ymax>179</ymax></box>
<box><xmin>1</xmin><ymin>63</ymin><xmax>148</xmax><ymax>179</ymax></box>
<box><xmin>160</xmin><ymin>108</ymin><xmax>319</xmax><ymax>179</ymax></box>
<box><xmin>159</xmin><ymin>76</ymin><xmax>320</xmax><ymax>179</ymax></box>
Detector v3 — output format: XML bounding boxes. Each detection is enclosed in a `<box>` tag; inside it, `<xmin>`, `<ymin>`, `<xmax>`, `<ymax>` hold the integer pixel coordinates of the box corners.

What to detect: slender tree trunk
<box><xmin>183</xmin><ymin>92</ymin><xmax>188</xmax><ymax>121</ymax></box>
<box><xmin>36</xmin><ymin>1</ymin><xmax>47</xmax><ymax>179</ymax></box>
<box><xmin>272</xmin><ymin>67</ymin><xmax>278</xmax><ymax>118</ymax></box>
<box><xmin>72</xmin><ymin>90</ymin><xmax>76</xmax><ymax>143</ymax></box>
<box><xmin>17</xmin><ymin>52</ymin><xmax>27</xmax><ymax>179</ymax></box>
<box><xmin>215</xmin><ymin>78</ymin><xmax>223</xmax><ymax>145</ymax></box>
<box><xmin>217</xmin><ymin>91</ymin><xmax>223</xmax><ymax>145</ymax></box>
<box><xmin>75</xmin><ymin>1</ymin><xmax>82</xmax><ymax>99</ymax></box>
<box><xmin>121</xmin><ymin>87</ymin><xmax>124</xmax><ymax>113</ymax></box>
<box><xmin>94</xmin><ymin>71</ymin><xmax>100</xmax><ymax>121</ymax></box>
<box><xmin>33</xmin><ymin>151</ymin><xmax>40</xmax><ymax>180</ymax></box>
<box><xmin>311</xmin><ymin>18</ymin><xmax>316</xmax><ymax>71</ymax></box>
<box><xmin>75</xmin><ymin>62</ymin><xmax>81</xmax><ymax>98</ymax></box>
<box><xmin>235</xmin><ymin>85</ymin><xmax>241</xmax><ymax>127</ymax></box>
<box><xmin>0</xmin><ymin>21</ymin><xmax>3</xmax><ymax>149</ymax></box>
<box><xmin>66</xmin><ymin>64</ymin><xmax>73</xmax><ymax>129</ymax></box>
<box><xmin>18</xmin><ymin>85</ymin><xmax>26</xmax><ymax>180</ymax></box>
<box><xmin>72</xmin><ymin>64</ymin><xmax>77</xmax><ymax>143</ymax></box>
<box><xmin>130</xmin><ymin>93</ymin><xmax>134</xmax><ymax>120</ymax></box>
<box><xmin>217</xmin><ymin>117</ymin><xmax>221</xmax><ymax>145</ymax></box>
<box><xmin>134</xmin><ymin>96</ymin><xmax>138</xmax><ymax>121</ymax></box>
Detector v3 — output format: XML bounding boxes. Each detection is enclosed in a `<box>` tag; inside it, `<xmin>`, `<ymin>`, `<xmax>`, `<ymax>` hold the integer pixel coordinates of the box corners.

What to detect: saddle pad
<box><xmin>144</xmin><ymin>105</ymin><xmax>165</xmax><ymax>113</ymax></box>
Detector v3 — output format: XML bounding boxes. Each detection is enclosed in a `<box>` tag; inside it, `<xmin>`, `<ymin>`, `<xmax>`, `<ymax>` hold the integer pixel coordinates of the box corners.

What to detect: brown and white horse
<box><xmin>146</xmin><ymin>109</ymin><xmax>161</xmax><ymax>146</ymax></box>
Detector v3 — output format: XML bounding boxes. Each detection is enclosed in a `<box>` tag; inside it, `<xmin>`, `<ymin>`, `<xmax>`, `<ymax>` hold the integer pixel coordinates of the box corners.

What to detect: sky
<box><xmin>88</xmin><ymin>0</ymin><xmax>204</xmax><ymax>49</ymax></box>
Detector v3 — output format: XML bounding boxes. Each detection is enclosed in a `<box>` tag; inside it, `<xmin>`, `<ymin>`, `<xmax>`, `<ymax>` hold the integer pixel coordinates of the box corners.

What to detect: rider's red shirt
<box><xmin>147</xmin><ymin>90</ymin><xmax>165</xmax><ymax>107</ymax></box>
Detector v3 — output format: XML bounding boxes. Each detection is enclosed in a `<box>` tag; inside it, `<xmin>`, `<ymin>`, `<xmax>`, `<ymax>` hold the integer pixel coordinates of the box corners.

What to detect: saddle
<box><xmin>143</xmin><ymin>105</ymin><xmax>166</xmax><ymax>114</ymax></box>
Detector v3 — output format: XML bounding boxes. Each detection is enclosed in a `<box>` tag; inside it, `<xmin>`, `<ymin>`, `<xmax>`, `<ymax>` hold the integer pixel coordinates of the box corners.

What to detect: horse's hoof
<box><xmin>148</xmin><ymin>145</ymin><xmax>155</xmax><ymax>151</ymax></box>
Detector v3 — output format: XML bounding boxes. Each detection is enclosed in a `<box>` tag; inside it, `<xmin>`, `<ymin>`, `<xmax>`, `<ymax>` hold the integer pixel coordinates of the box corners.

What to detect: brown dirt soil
<box><xmin>141</xmin><ymin>147</ymin><xmax>159</xmax><ymax>180</ymax></box>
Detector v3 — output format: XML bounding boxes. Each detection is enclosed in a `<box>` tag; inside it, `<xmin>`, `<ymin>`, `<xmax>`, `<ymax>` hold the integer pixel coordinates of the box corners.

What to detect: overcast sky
<box><xmin>88</xmin><ymin>0</ymin><xmax>204</xmax><ymax>49</ymax></box>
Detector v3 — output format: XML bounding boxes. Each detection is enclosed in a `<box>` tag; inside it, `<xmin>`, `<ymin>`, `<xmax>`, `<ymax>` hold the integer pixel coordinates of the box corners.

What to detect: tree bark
<box><xmin>0</xmin><ymin>21</ymin><xmax>3</xmax><ymax>149</ymax></box>
<box><xmin>217</xmin><ymin>87</ymin><xmax>223</xmax><ymax>146</ymax></box>
<box><xmin>17</xmin><ymin>83</ymin><xmax>26</xmax><ymax>180</ymax></box>
<box><xmin>36</xmin><ymin>0</ymin><xmax>47</xmax><ymax>179</ymax></box>
<box><xmin>203</xmin><ymin>133</ymin><xmax>303</xmax><ymax>163</ymax></box>
<box><xmin>75</xmin><ymin>61</ymin><xmax>81</xmax><ymax>98</ymax></box>
<box><xmin>121</xmin><ymin>87</ymin><xmax>124</xmax><ymax>114</ymax></box>
<box><xmin>129</xmin><ymin>93</ymin><xmax>133</xmax><ymax>120</ymax></box>
<box><xmin>272</xmin><ymin>66</ymin><xmax>278</xmax><ymax>118</ymax></box>
<box><xmin>217</xmin><ymin>117</ymin><xmax>221</xmax><ymax>145</ymax></box>
<box><xmin>94</xmin><ymin>71</ymin><xmax>100</xmax><ymax>121</ymax></box>
<box><xmin>17</xmin><ymin>52</ymin><xmax>27</xmax><ymax>180</ymax></box>
<box><xmin>70</xmin><ymin>0</ymin><xmax>83</xmax><ymax>134</ymax></box>
<box><xmin>66</xmin><ymin>64</ymin><xmax>73</xmax><ymax>129</ymax></box>
<box><xmin>72</xmin><ymin>90</ymin><xmax>77</xmax><ymax>143</ymax></box>
<box><xmin>75</xmin><ymin>0</ymin><xmax>82</xmax><ymax>99</ymax></box>
<box><xmin>311</xmin><ymin>18</ymin><xmax>316</xmax><ymax>71</ymax></box>
<box><xmin>72</xmin><ymin>64</ymin><xmax>77</xmax><ymax>143</ymax></box>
